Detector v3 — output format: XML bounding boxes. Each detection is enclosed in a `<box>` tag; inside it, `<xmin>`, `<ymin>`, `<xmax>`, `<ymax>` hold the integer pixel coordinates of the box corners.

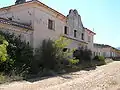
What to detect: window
<box><xmin>94</xmin><ymin>52</ymin><xmax>96</xmax><ymax>56</ymax></box>
<box><xmin>88</xmin><ymin>36</ymin><xmax>91</xmax><ymax>42</ymax></box>
<box><xmin>48</xmin><ymin>19</ymin><xmax>55</xmax><ymax>30</ymax></box>
<box><xmin>81</xmin><ymin>33</ymin><xmax>84</xmax><ymax>40</ymax></box>
<box><xmin>64</xmin><ymin>26</ymin><xmax>69</xmax><ymax>35</ymax></box>
<box><xmin>74</xmin><ymin>30</ymin><xmax>77</xmax><ymax>37</ymax></box>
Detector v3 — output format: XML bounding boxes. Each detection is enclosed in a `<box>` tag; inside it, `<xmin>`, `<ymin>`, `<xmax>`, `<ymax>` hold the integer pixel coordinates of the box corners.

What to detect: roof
<box><xmin>0</xmin><ymin>0</ymin><xmax>95</xmax><ymax>32</ymax></box>
<box><xmin>94</xmin><ymin>43</ymin><xmax>111</xmax><ymax>48</ymax></box>
<box><xmin>0</xmin><ymin>17</ymin><xmax>32</xmax><ymax>30</ymax></box>
<box><xmin>94</xmin><ymin>43</ymin><xmax>119</xmax><ymax>50</ymax></box>
<box><xmin>84</xmin><ymin>27</ymin><xmax>96</xmax><ymax>35</ymax></box>
<box><xmin>94</xmin><ymin>43</ymin><xmax>120</xmax><ymax>54</ymax></box>
<box><xmin>34</xmin><ymin>0</ymin><xmax>66</xmax><ymax>19</ymax></box>
<box><xmin>0</xmin><ymin>0</ymin><xmax>66</xmax><ymax>20</ymax></box>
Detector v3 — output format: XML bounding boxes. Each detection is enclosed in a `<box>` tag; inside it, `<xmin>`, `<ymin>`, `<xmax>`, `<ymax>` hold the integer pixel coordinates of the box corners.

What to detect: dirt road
<box><xmin>0</xmin><ymin>61</ymin><xmax>120</xmax><ymax>90</ymax></box>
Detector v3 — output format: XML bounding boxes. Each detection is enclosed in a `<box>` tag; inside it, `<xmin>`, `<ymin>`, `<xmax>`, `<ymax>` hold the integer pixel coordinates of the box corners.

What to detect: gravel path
<box><xmin>0</xmin><ymin>61</ymin><xmax>120</xmax><ymax>90</ymax></box>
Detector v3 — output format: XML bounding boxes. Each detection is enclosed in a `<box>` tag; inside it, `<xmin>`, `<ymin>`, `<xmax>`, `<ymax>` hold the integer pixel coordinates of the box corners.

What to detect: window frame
<box><xmin>81</xmin><ymin>33</ymin><xmax>84</xmax><ymax>40</ymax></box>
<box><xmin>64</xmin><ymin>26</ymin><xmax>69</xmax><ymax>35</ymax></box>
<box><xmin>48</xmin><ymin>19</ymin><xmax>55</xmax><ymax>30</ymax></box>
<box><xmin>74</xmin><ymin>30</ymin><xmax>77</xmax><ymax>38</ymax></box>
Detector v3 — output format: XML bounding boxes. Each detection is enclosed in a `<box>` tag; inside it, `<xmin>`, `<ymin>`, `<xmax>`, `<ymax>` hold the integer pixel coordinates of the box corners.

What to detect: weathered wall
<box><xmin>0</xmin><ymin>1</ymin><xmax>95</xmax><ymax>51</ymax></box>
<box><xmin>84</xmin><ymin>28</ymin><xmax>94</xmax><ymax>50</ymax></box>
<box><xmin>0</xmin><ymin>3</ymin><xmax>34</xmax><ymax>27</ymax></box>
<box><xmin>67</xmin><ymin>9</ymin><xmax>85</xmax><ymax>41</ymax></box>
<box><xmin>0</xmin><ymin>23</ymin><xmax>33</xmax><ymax>46</ymax></box>
<box><xmin>33</xmin><ymin>6</ymin><xmax>67</xmax><ymax>48</ymax></box>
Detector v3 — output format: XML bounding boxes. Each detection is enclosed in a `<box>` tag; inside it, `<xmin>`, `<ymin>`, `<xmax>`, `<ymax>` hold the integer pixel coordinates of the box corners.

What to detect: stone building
<box><xmin>0</xmin><ymin>0</ymin><xmax>95</xmax><ymax>51</ymax></box>
<box><xmin>93</xmin><ymin>43</ymin><xmax>120</xmax><ymax>58</ymax></box>
<box><xmin>0</xmin><ymin>0</ymin><xmax>119</xmax><ymax>58</ymax></box>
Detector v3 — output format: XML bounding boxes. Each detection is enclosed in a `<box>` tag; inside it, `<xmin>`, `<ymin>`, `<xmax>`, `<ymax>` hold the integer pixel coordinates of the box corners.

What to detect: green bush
<box><xmin>0</xmin><ymin>31</ymin><xmax>33</xmax><ymax>75</ymax></box>
<box><xmin>35</xmin><ymin>39</ymin><xmax>57</xmax><ymax>70</ymax></box>
<box><xmin>0</xmin><ymin>73</ymin><xmax>5</xmax><ymax>84</ymax></box>
<box><xmin>0</xmin><ymin>35</ymin><xmax>14</xmax><ymax>73</ymax></box>
<box><xmin>68</xmin><ymin>58</ymin><xmax>79</xmax><ymax>65</ymax></box>
<box><xmin>73</xmin><ymin>47</ymin><xmax>92</xmax><ymax>62</ymax></box>
<box><xmin>0</xmin><ymin>35</ymin><xmax>9</xmax><ymax>62</ymax></box>
<box><xmin>99</xmin><ymin>56</ymin><xmax>105</xmax><ymax>61</ymax></box>
<box><xmin>93</xmin><ymin>56</ymin><xmax>106</xmax><ymax>66</ymax></box>
<box><xmin>33</xmin><ymin>38</ymin><xmax>67</xmax><ymax>74</ymax></box>
<box><xmin>32</xmin><ymin>37</ymin><xmax>78</xmax><ymax>74</ymax></box>
<box><xmin>93</xmin><ymin>56</ymin><xmax>105</xmax><ymax>61</ymax></box>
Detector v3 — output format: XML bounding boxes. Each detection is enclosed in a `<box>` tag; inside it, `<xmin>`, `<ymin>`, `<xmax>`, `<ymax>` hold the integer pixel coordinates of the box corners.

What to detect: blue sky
<box><xmin>0</xmin><ymin>0</ymin><xmax>120</xmax><ymax>47</ymax></box>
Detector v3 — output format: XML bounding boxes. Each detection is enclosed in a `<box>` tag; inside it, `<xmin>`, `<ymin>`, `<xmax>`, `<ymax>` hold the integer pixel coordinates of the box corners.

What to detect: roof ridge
<box><xmin>0</xmin><ymin>0</ymin><xmax>66</xmax><ymax>19</ymax></box>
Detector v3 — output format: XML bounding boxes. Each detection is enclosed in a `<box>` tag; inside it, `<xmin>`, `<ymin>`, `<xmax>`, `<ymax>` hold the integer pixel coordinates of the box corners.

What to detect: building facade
<box><xmin>93</xmin><ymin>43</ymin><xmax>120</xmax><ymax>58</ymax></box>
<box><xmin>0</xmin><ymin>0</ymin><xmax>119</xmax><ymax>58</ymax></box>
<box><xmin>0</xmin><ymin>0</ymin><xmax>95</xmax><ymax>51</ymax></box>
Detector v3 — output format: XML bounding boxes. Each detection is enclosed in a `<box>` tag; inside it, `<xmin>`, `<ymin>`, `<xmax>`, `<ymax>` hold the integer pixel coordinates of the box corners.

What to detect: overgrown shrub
<box><xmin>0</xmin><ymin>73</ymin><xmax>5</xmax><ymax>84</ymax></box>
<box><xmin>73</xmin><ymin>47</ymin><xmax>92</xmax><ymax>63</ymax></box>
<box><xmin>0</xmin><ymin>35</ymin><xmax>14</xmax><ymax>73</ymax></box>
<box><xmin>93</xmin><ymin>56</ymin><xmax>105</xmax><ymax>61</ymax></box>
<box><xmin>53</xmin><ymin>37</ymin><xmax>77</xmax><ymax>70</ymax></box>
<box><xmin>93</xmin><ymin>56</ymin><xmax>106</xmax><ymax>65</ymax></box>
<box><xmin>0</xmin><ymin>31</ymin><xmax>33</xmax><ymax>75</ymax></box>
<box><xmin>34</xmin><ymin>39</ymin><xmax>57</xmax><ymax>70</ymax></box>
<box><xmin>68</xmin><ymin>58</ymin><xmax>79</xmax><ymax>65</ymax></box>
<box><xmin>0</xmin><ymin>35</ymin><xmax>9</xmax><ymax>62</ymax></box>
<box><xmin>32</xmin><ymin>37</ymin><xmax>78</xmax><ymax>74</ymax></box>
<box><xmin>33</xmin><ymin>38</ymin><xmax>66</xmax><ymax>74</ymax></box>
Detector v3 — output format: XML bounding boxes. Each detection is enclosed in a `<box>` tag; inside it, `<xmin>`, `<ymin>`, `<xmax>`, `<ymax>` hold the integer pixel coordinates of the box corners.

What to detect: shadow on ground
<box><xmin>82</xmin><ymin>66</ymin><xmax>96</xmax><ymax>71</ymax></box>
<box><xmin>25</xmin><ymin>59</ymin><xmax>116</xmax><ymax>83</ymax></box>
<box><xmin>25</xmin><ymin>65</ymin><xmax>97</xmax><ymax>83</ymax></box>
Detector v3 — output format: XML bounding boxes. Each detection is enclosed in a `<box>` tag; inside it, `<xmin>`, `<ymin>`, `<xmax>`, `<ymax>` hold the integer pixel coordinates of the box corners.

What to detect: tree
<box><xmin>0</xmin><ymin>35</ymin><xmax>8</xmax><ymax>62</ymax></box>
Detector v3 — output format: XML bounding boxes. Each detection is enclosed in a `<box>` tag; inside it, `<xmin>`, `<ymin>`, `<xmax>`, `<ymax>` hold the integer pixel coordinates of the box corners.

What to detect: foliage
<box><xmin>0</xmin><ymin>58</ymin><xmax>14</xmax><ymax>73</ymax></box>
<box><xmin>73</xmin><ymin>47</ymin><xmax>92</xmax><ymax>62</ymax></box>
<box><xmin>0</xmin><ymin>35</ymin><xmax>14</xmax><ymax>73</ymax></box>
<box><xmin>54</xmin><ymin>37</ymin><xmax>71</xmax><ymax>59</ymax></box>
<box><xmin>0</xmin><ymin>30</ymin><xmax>107</xmax><ymax>81</ymax></box>
<box><xmin>99</xmin><ymin>56</ymin><xmax>105</xmax><ymax>61</ymax></box>
<box><xmin>93</xmin><ymin>56</ymin><xmax>105</xmax><ymax>61</ymax></box>
<box><xmin>0</xmin><ymin>72</ymin><xmax>24</xmax><ymax>84</ymax></box>
<box><xmin>33</xmin><ymin>37</ymin><xmax>78</xmax><ymax>74</ymax></box>
<box><xmin>0</xmin><ymin>31</ymin><xmax>33</xmax><ymax>75</ymax></box>
<box><xmin>68</xmin><ymin>58</ymin><xmax>79</xmax><ymax>65</ymax></box>
<box><xmin>35</xmin><ymin>39</ymin><xmax>57</xmax><ymax>70</ymax></box>
<box><xmin>54</xmin><ymin>37</ymin><xmax>79</xmax><ymax>67</ymax></box>
<box><xmin>93</xmin><ymin>56</ymin><xmax>106</xmax><ymax>66</ymax></box>
<box><xmin>0</xmin><ymin>35</ymin><xmax>9</xmax><ymax>62</ymax></box>
<box><xmin>0</xmin><ymin>73</ymin><xmax>5</xmax><ymax>84</ymax></box>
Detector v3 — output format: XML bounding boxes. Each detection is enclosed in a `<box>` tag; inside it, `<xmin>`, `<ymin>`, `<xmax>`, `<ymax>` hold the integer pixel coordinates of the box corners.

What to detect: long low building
<box><xmin>93</xmin><ymin>43</ymin><xmax>120</xmax><ymax>58</ymax></box>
